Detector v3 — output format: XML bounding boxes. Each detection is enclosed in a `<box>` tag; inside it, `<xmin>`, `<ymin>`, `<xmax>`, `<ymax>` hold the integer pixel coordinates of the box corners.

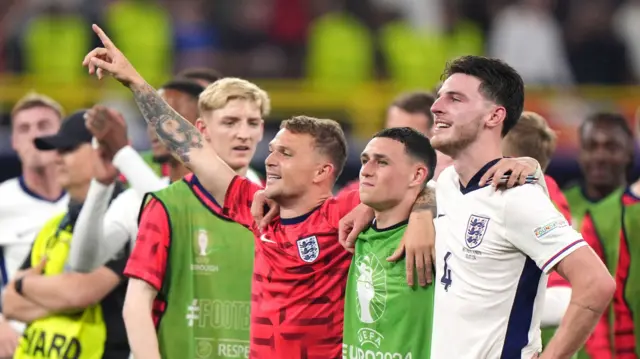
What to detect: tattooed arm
<box><xmin>130</xmin><ymin>82</ymin><xmax>236</xmax><ymax>203</ymax></box>
<box><xmin>82</xmin><ymin>24</ymin><xmax>235</xmax><ymax>202</ymax></box>
<box><xmin>393</xmin><ymin>185</ymin><xmax>437</xmax><ymax>286</ymax></box>
<box><xmin>411</xmin><ymin>185</ymin><xmax>437</xmax><ymax>216</ymax></box>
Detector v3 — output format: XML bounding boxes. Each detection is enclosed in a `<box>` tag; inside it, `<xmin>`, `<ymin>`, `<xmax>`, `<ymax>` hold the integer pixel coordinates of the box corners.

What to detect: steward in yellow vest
<box><xmin>2</xmin><ymin>110</ymin><xmax>130</xmax><ymax>359</ymax></box>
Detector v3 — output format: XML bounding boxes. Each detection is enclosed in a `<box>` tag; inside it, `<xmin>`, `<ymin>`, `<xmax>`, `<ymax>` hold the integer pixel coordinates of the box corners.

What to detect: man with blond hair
<box><xmin>119</xmin><ymin>77</ymin><xmax>268</xmax><ymax>359</ymax></box>
<box><xmin>0</xmin><ymin>93</ymin><xmax>69</xmax><ymax>357</ymax></box>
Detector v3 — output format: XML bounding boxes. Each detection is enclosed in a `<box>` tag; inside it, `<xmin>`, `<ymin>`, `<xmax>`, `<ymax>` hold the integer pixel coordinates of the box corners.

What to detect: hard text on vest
<box><xmin>185</xmin><ymin>299</ymin><xmax>250</xmax><ymax>331</ymax></box>
<box><xmin>22</xmin><ymin>326</ymin><xmax>81</xmax><ymax>359</ymax></box>
<box><xmin>342</xmin><ymin>344</ymin><xmax>412</xmax><ymax>359</ymax></box>
<box><xmin>185</xmin><ymin>298</ymin><xmax>250</xmax><ymax>358</ymax></box>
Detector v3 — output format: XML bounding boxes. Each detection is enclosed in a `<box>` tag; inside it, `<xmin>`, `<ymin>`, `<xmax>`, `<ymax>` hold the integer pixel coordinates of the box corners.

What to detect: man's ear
<box><xmin>195</xmin><ymin>118</ymin><xmax>210</xmax><ymax>140</ymax></box>
<box><xmin>410</xmin><ymin>165</ymin><xmax>428</xmax><ymax>188</ymax></box>
<box><xmin>486</xmin><ymin>106</ymin><xmax>507</xmax><ymax>130</ymax></box>
<box><xmin>312</xmin><ymin>163</ymin><xmax>335</xmax><ymax>184</ymax></box>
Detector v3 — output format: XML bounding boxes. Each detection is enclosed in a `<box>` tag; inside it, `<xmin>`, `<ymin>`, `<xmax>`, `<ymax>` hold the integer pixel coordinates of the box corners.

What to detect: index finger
<box><xmin>92</xmin><ymin>24</ymin><xmax>116</xmax><ymax>49</ymax></box>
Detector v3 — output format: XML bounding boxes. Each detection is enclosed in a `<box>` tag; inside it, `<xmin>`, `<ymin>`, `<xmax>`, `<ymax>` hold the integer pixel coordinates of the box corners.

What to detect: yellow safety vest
<box><xmin>14</xmin><ymin>212</ymin><xmax>107</xmax><ymax>359</ymax></box>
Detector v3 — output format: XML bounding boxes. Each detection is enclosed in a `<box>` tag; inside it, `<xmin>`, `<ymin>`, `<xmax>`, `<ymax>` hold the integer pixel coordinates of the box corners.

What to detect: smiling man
<box><xmin>430</xmin><ymin>56</ymin><xmax>614</xmax><ymax>359</ymax></box>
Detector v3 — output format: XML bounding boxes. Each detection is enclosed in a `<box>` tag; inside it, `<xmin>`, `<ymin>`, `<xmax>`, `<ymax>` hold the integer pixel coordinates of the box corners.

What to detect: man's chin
<box><xmin>264</xmin><ymin>186</ymin><xmax>286</xmax><ymax>202</ymax></box>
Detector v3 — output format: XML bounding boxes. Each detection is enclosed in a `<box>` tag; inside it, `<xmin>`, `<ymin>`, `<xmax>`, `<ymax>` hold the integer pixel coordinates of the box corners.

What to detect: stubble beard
<box><xmin>432</xmin><ymin>131</ymin><xmax>475</xmax><ymax>159</ymax></box>
<box><xmin>431</xmin><ymin>119</ymin><xmax>482</xmax><ymax>159</ymax></box>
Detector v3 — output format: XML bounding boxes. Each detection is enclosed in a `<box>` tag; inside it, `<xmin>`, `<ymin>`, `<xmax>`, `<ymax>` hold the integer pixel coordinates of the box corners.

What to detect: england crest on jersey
<box><xmin>297</xmin><ymin>236</ymin><xmax>320</xmax><ymax>263</ymax></box>
<box><xmin>465</xmin><ymin>215</ymin><xmax>489</xmax><ymax>249</ymax></box>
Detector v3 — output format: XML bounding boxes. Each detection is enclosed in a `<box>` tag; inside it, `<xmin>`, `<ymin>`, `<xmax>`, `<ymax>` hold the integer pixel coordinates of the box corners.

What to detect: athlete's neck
<box><xmin>233</xmin><ymin>165</ymin><xmax>249</xmax><ymax>177</ymax></box>
<box><xmin>168</xmin><ymin>160</ymin><xmax>191</xmax><ymax>182</ymax></box>
<box><xmin>453</xmin><ymin>140</ymin><xmax>502</xmax><ymax>186</ymax></box>
<box><xmin>374</xmin><ymin>205</ymin><xmax>411</xmax><ymax>229</ymax></box>
<box><xmin>583</xmin><ymin>183</ymin><xmax>623</xmax><ymax>201</ymax></box>
<box><xmin>279</xmin><ymin>190</ymin><xmax>333</xmax><ymax>219</ymax></box>
<box><xmin>22</xmin><ymin>167</ymin><xmax>64</xmax><ymax>201</ymax></box>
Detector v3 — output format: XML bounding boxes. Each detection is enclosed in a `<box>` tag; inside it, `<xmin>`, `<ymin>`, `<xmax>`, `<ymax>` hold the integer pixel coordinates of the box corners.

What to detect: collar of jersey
<box><xmin>460</xmin><ymin>158</ymin><xmax>502</xmax><ymax>194</ymax></box>
<box><xmin>280</xmin><ymin>206</ymin><xmax>322</xmax><ymax>225</ymax></box>
<box><xmin>188</xmin><ymin>174</ymin><xmax>221</xmax><ymax>207</ymax></box>
<box><xmin>19</xmin><ymin>176</ymin><xmax>67</xmax><ymax>203</ymax></box>
<box><xmin>371</xmin><ymin>218</ymin><xmax>408</xmax><ymax>232</ymax></box>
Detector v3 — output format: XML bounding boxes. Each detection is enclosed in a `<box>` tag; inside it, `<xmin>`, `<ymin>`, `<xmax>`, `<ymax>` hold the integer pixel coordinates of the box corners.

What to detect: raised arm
<box><xmin>82</xmin><ymin>24</ymin><xmax>235</xmax><ymax>204</ymax></box>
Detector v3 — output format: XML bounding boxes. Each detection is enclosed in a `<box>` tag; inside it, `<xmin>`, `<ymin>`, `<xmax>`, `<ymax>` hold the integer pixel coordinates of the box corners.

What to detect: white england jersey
<box><xmin>431</xmin><ymin>163</ymin><xmax>585</xmax><ymax>359</ymax></box>
<box><xmin>0</xmin><ymin>177</ymin><xmax>68</xmax><ymax>284</ymax></box>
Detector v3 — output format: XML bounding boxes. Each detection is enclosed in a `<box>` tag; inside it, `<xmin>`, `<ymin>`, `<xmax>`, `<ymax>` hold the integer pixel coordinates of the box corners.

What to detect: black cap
<box><xmin>34</xmin><ymin>110</ymin><xmax>92</xmax><ymax>151</ymax></box>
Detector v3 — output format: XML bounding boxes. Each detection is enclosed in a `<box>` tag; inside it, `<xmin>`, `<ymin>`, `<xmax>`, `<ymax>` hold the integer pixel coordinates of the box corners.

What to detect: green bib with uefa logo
<box><xmin>148</xmin><ymin>176</ymin><xmax>255</xmax><ymax>359</ymax></box>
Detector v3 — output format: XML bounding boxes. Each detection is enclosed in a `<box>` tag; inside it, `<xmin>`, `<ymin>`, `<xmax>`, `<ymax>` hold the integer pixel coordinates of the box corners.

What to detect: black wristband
<box><xmin>14</xmin><ymin>277</ymin><xmax>24</xmax><ymax>296</ymax></box>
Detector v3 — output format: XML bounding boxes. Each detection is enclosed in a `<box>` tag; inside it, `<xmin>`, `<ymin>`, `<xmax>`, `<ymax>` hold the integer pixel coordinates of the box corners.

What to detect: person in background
<box><xmin>136</xmin><ymin>67</ymin><xmax>223</xmax><ymax>180</ymax></box>
<box><xmin>564</xmin><ymin>113</ymin><xmax>633</xmax><ymax>229</ymax></box>
<box><xmin>2</xmin><ymin>111</ymin><xmax>130</xmax><ymax>359</ymax></box>
<box><xmin>123</xmin><ymin>78</ymin><xmax>267</xmax><ymax>359</ymax></box>
<box><xmin>0</xmin><ymin>93</ymin><xmax>68</xmax><ymax>357</ymax></box>
<box><xmin>563</xmin><ymin>113</ymin><xmax>634</xmax><ymax>359</ymax></box>
<box><xmin>577</xmin><ymin>109</ymin><xmax>640</xmax><ymax>359</ymax></box>
<box><xmin>501</xmin><ymin>111</ymin><xmax>576</xmax><ymax>356</ymax></box>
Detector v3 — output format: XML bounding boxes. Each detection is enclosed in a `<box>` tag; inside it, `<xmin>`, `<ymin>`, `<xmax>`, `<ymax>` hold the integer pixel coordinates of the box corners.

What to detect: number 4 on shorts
<box><xmin>440</xmin><ymin>251</ymin><xmax>453</xmax><ymax>291</ymax></box>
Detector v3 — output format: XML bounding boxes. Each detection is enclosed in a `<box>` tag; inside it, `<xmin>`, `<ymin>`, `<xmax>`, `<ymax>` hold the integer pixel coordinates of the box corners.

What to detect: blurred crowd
<box><xmin>1</xmin><ymin>0</ymin><xmax>640</xmax><ymax>86</ymax></box>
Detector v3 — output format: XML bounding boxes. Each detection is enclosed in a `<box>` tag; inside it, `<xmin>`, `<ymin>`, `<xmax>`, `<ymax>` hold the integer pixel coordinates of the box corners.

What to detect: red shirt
<box><xmin>339</xmin><ymin>179</ymin><xmax>359</xmax><ymax>196</ymax></box>
<box><xmin>581</xmin><ymin>211</ymin><xmax>614</xmax><ymax>359</ymax></box>
<box><xmin>581</xmin><ymin>189</ymin><xmax>640</xmax><ymax>359</ymax></box>
<box><xmin>124</xmin><ymin>174</ymin><xmax>224</xmax><ymax>325</ymax></box>
<box><xmin>545</xmin><ymin>175</ymin><xmax>572</xmax><ymax>289</ymax></box>
<box><xmin>223</xmin><ymin>176</ymin><xmax>360</xmax><ymax>359</ymax></box>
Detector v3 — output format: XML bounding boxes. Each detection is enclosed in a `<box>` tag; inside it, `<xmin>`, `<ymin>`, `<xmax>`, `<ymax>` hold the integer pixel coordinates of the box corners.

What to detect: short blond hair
<box><xmin>198</xmin><ymin>78</ymin><xmax>271</xmax><ymax>117</ymax></box>
<box><xmin>502</xmin><ymin>111</ymin><xmax>557</xmax><ymax>170</ymax></box>
<box><xmin>11</xmin><ymin>92</ymin><xmax>64</xmax><ymax>122</ymax></box>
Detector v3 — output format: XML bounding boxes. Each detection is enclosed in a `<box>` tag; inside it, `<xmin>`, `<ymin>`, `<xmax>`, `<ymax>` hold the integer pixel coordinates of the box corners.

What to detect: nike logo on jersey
<box><xmin>260</xmin><ymin>234</ymin><xmax>276</xmax><ymax>244</ymax></box>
